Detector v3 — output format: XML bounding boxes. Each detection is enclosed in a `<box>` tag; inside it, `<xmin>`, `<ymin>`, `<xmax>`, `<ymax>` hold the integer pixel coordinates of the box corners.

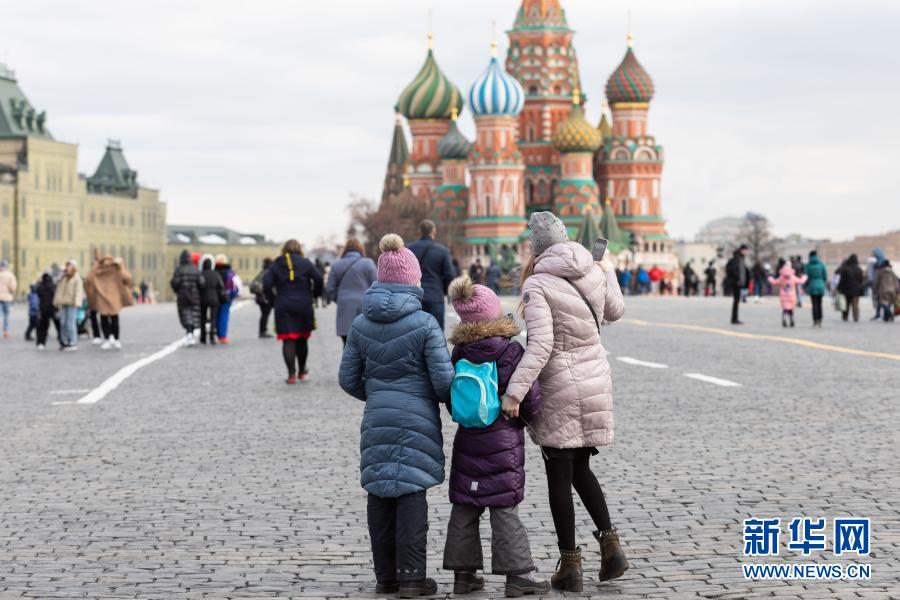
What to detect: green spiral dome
<box><xmin>396</xmin><ymin>49</ymin><xmax>464</xmax><ymax>120</ymax></box>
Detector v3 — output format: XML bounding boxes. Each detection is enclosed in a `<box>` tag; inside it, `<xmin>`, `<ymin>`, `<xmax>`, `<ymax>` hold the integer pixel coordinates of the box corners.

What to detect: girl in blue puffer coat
<box><xmin>339</xmin><ymin>233</ymin><xmax>455</xmax><ymax>599</ymax></box>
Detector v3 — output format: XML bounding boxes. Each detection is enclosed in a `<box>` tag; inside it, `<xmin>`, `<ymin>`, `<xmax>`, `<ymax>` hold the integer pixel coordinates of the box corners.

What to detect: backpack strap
<box><xmin>566</xmin><ymin>278</ymin><xmax>601</xmax><ymax>336</ymax></box>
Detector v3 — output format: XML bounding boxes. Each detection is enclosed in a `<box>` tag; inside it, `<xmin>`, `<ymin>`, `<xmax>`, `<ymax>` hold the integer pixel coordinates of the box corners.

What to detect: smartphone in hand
<box><xmin>593</xmin><ymin>238</ymin><xmax>608</xmax><ymax>262</ymax></box>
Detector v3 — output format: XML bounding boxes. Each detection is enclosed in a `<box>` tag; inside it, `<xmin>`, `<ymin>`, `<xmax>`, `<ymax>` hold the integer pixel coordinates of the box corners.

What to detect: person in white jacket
<box><xmin>0</xmin><ymin>259</ymin><xmax>18</xmax><ymax>337</ymax></box>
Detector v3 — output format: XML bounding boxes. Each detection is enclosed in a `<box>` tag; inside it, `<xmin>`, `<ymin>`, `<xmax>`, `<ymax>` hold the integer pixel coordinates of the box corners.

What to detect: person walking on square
<box><xmin>408</xmin><ymin>219</ymin><xmax>456</xmax><ymax>330</ymax></box>
<box><xmin>199</xmin><ymin>256</ymin><xmax>224</xmax><ymax>345</ymax></box>
<box><xmin>836</xmin><ymin>254</ymin><xmax>864</xmax><ymax>322</ymax></box>
<box><xmin>804</xmin><ymin>251</ymin><xmax>828</xmax><ymax>327</ymax></box>
<box><xmin>326</xmin><ymin>238</ymin><xmax>376</xmax><ymax>347</ymax></box>
<box><xmin>468</xmin><ymin>258</ymin><xmax>485</xmax><ymax>285</ymax></box>
<box><xmin>34</xmin><ymin>273</ymin><xmax>58</xmax><ymax>350</ymax></box>
<box><xmin>704</xmin><ymin>260</ymin><xmax>717</xmax><ymax>296</ymax></box>
<box><xmin>171</xmin><ymin>249</ymin><xmax>202</xmax><ymax>345</ymax></box>
<box><xmin>85</xmin><ymin>255</ymin><xmax>134</xmax><ymax>350</ymax></box>
<box><xmin>0</xmin><ymin>259</ymin><xmax>17</xmax><ymax>338</ymax></box>
<box><xmin>53</xmin><ymin>260</ymin><xmax>84</xmax><ymax>351</ymax></box>
<box><xmin>868</xmin><ymin>248</ymin><xmax>886</xmax><ymax>320</ymax></box>
<box><xmin>768</xmin><ymin>263</ymin><xmax>807</xmax><ymax>328</ymax></box>
<box><xmin>751</xmin><ymin>260</ymin><xmax>767</xmax><ymax>302</ymax></box>
<box><xmin>725</xmin><ymin>245</ymin><xmax>750</xmax><ymax>324</ymax></box>
<box><xmin>249</xmin><ymin>257</ymin><xmax>274</xmax><ymax>338</ymax></box>
<box><xmin>214</xmin><ymin>254</ymin><xmax>238</xmax><ymax>343</ymax></box>
<box><xmin>338</xmin><ymin>233</ymin><xmax>455</xmax><ymax>598</ymax></box>
<box><xmin>263</xmin><ymin>240</ymin><xmax>323</xmax><ymax>383</ymax></box>
<box><xmin>873</xmin><ymin>260</ymin><xmax>899</xmax><ymax>323</ymax></box>
<box><xmin>24</xmin><ymin>283</ymin><xmax>39</xmax><ymax>341</ymax></box>
<box><xmin>442</xmin><ymin>274</ymin><xmax>550</xmax><ymax>598</ymax></box>
<box><xmin>486</xmin><ymin>258</ymin><xmax>502</xmax><ymax>295</ymax></box>
<box><xmin>502</xmin><ymin>212</ymin><xmax>629</xmax><ymax>592</ymax></box>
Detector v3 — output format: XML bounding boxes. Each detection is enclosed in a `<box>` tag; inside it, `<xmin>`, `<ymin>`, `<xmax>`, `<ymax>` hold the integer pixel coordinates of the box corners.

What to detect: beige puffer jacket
<box><xmin>53</xmin><ymin>272</ymin><xmax>85</xmax><ymax>308</ymax></box>
<box><xmin>506</xmin><ymin>242</ymin><xmax>625</xmax><ymax>449</ymax></box>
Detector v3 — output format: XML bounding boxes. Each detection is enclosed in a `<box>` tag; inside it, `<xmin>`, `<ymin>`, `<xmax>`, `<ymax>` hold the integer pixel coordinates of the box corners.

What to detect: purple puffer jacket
<box><xmin>448</xmin><ymin>318</ymin><xmax>541</xmax><ymax>508</ymax></box>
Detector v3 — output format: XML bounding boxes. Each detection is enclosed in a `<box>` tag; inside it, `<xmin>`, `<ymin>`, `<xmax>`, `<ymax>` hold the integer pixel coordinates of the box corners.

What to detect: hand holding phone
<box><xmin>593</xmin><ymin>238</ymin><xmax>608</xmax><ymax>262</ymax></box>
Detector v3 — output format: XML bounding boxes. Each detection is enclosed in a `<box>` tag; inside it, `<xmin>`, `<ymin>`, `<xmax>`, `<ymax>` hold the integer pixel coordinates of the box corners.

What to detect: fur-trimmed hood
<box><xmin>449</xmin><ymin>316</ymin><xmax>520</xmax><ymax>346</ymax></box>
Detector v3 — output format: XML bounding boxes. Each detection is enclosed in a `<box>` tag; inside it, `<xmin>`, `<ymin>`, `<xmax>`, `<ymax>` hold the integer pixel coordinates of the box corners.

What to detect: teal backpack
<box><xmin>451</xmin><ymin>359</ymin><xmax>500</xmax><ymax>428</ymax></box>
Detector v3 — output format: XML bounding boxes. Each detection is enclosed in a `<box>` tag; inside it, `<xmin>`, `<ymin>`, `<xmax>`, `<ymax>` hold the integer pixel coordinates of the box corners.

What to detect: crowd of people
<box><xmin>0</xmin><ymin>252</ymin><xmax>142</xmax><ymax>351</ymax></box>
<box><xmin>719</xmin><ymin>245</ymin><xmax>899</xmax><ymax>326</ymax></box>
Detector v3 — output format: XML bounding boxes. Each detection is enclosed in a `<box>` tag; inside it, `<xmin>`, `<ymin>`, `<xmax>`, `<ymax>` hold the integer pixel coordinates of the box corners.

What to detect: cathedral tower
<box><xmin>595</xmin><ymin>33</ymin><xmax>671</xmax><ymax>259</ymax></box>
<box><xmin>433</xmin><ymin>108</ymin><xmax>471</xmax><ymax>256</ymax></box>
<box><xmin>506</xmin><ymin>0</ymin><xmax>581</xmax><ymax>214</ymax></box>
<box><xmin>551</xmin><ymin>89</ymin><xmax>602</xmax><ymax>235</ymax></box>
<box><xmin>465</xmin><ymin>40</ymin><xmax>527</xmax><ymax>266</ymax></box>
<box><xmin>381</xmin><ymin>113</ymin><xmax>409</xmax><ymax>204</ymax></box>
<box><xmin>395</xmin><ymin>34</ymin><xmax>463</xmax><ymax>204</ymax></box>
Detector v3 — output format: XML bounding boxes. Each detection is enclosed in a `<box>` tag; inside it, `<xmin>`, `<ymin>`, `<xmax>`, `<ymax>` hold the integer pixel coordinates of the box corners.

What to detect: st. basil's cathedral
<box><xmin>381</xmin><ymin>0</ymin><xmax>675</xmax><ymax>272</ymax></box>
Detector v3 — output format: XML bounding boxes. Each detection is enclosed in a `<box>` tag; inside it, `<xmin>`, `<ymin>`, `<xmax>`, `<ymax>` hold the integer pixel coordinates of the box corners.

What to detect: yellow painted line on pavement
<box><xmin>622</xmin><ymin>319</ymin><xmax>900</xmax><ymax>362</ymax></box>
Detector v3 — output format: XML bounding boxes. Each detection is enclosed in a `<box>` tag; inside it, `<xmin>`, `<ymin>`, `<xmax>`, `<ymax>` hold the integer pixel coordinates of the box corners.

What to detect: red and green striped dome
<box><xmin>606</xmin><ymin>47</ymin><xmax>654</xmax><ymax>104</ymax></box>
<box><xmin>396</xmin><ymin>47</ymin><xmax>464</xmax><ymax>120</ymax></box>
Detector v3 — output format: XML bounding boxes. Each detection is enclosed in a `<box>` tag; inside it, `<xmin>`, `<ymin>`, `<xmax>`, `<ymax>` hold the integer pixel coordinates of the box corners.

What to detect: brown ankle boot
<box><xmin>550</xmin><ymin>548</ymin><xmax>582</xmax><ymax>592</ymax></box>
<box><xmin>594</xmin><ymin>529</ymin><xmax>629</xmax><ymax>581</ymax></box>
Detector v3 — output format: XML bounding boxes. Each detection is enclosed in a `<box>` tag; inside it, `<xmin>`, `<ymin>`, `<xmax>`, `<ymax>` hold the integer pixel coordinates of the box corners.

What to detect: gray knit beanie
<box><xmin>529</xmin><ymin>211</ymin><xmax>569</xmax><ymax>257</ymax></box>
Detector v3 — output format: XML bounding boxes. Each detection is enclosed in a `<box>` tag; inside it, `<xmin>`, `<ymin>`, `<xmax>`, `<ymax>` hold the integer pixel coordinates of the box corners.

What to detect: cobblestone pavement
<box><xmin>1</xmin><ymin>296</ymin><xmax>898</xmax><ymax>599</ymax></box>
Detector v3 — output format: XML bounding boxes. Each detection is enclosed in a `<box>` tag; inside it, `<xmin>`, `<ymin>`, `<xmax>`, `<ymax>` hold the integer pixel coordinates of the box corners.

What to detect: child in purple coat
<box><xmin>443</xmin><ymin>275</ymin><xmax>550</xmax><ymax>598</ymax></box>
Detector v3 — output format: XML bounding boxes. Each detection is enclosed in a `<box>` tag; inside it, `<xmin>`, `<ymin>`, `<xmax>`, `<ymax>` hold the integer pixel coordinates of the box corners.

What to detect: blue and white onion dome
<box><xmin>468</xmin><ymin>40</ymin><xmax>525</xmax><ymax>117</ymax></box>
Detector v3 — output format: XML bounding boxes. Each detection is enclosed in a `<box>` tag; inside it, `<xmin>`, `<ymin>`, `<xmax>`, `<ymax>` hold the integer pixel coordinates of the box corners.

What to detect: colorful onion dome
<box><xmin>552</xmin><ymin>90</ymin><xmax>602</xmax><ymax>153</ymax></box>
<box><xmin>469</xmin><ymin>41</ymin><xmax>525</xmax><ymax>117</ymax></box>
<box><xmin>437</xmin><ymin>109</ymin><xmax>472</xmax><ymax>160</ymax></box>
<box><xmin>513</xmin><ymin>0</ymin><xmax>569</xmax><ymax>30</ymax></box>
<box><xmin>396</xmin><ymin>36</ymin><xmax>464</xmax><ymax>120</ymax></box>
<box><xmin>605</xmin><ymin>34</ymin><xmax>655</xmax><ymax>104</ymax></box>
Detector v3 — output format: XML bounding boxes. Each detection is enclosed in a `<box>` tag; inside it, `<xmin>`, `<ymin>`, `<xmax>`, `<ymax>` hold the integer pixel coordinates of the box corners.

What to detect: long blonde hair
<box><xmin>517</xmin><ymin>255</ymin><xmax>536</xmax><ymax>316</ymax></box>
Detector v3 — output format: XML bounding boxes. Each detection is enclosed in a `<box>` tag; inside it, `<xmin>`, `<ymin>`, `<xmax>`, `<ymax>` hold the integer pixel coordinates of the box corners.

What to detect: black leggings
<box><xmin>89</xmin><ymin>310</ymin><xmax>101</xmax><ymax>338</ymax></box>
<box><xmin>544</xmin><ymin>449</ymin><xmax>612</xmax><ymax>551</ymax></box>
<box><xmin>100</xmin><ymin>315</ymin><xmax>120</xmax><ymax>340</ymax></box>
<box><xmin>282</xmin><ymin>338</ymin><xmax>309</xmax><ymax>377</ymax></box>
<box><xmin>810</xmin><ymin>294</ymin><xmax>823</xmax><ymax>322</ymax></box>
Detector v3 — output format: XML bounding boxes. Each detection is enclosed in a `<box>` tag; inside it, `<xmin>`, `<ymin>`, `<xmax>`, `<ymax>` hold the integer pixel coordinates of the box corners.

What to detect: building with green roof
<box><xmin>0</xmin><ymin>63</ymin><xmax>168</xmax><ymax>295</ymax></box>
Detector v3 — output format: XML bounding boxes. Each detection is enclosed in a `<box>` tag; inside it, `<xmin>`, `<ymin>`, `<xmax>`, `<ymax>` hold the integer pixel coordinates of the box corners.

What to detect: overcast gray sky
<box><xmin>3</xmin><ymin>0</ymin><xmax>898</xmax><ymax>244</ymax></box>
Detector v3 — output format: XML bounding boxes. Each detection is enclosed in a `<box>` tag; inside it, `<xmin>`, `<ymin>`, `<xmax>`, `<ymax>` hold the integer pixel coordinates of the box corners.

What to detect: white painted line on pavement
<box><xmin>49</xmin><ymin>389</ymin><xmax>91</xmax><ymax>395</ymax></box>
<box><xmin>51</xmin><ymin>400</ymin><xmax>76</xmax><ymax>405</ymax></box>
<box><xmin>66</xmin><ymin>299</ymin><xmax>252</xmax><ymax>406</ymax></box>
<box><xmin>683</xmin><ymin>373</ymin><xmax>742</xmax><ymax>387</ymax></box>
<box><xmin>617</xmin><ymin>356</ymin><xmax>668</xmax><ymax>369</ymax></box>
<box><xmin>76</xmin><ymin>338</ymin><xmax>185</xmax><ymax>405</ymax></box>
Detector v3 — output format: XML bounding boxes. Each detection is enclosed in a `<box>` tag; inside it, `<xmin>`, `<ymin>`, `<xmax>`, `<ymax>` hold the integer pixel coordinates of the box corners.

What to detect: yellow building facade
<box><xmin>0</xmin><ymin>64</ymin><xmax>167</xmax><ymax>294</ymax></box>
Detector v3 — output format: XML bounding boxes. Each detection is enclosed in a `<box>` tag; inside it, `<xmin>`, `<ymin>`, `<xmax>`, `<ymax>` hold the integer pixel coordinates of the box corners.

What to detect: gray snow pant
<box><xmin>443</xmin><ymin>504</ymin><xmax>535</xmax><ymax>576</ymax></box>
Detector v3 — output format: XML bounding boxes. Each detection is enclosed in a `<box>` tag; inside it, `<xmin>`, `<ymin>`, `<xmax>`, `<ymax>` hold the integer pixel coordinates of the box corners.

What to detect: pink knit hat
<box><xmin>448</xmin><ymin>274</ymin><xmax>501</xmax><ymax>324</ymax></box>
<box><xmin>376</xmin><ymin>234</ymin><xmax>422</xmax><ymax>285</ymax></box>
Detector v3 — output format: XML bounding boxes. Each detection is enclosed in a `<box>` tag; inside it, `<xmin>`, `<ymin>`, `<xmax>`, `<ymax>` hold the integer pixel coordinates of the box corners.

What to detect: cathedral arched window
<box><xmin>538</xmin><ymin>180</ymin><xmax>547</xmax><ymax>202</ymax></box>
<box><xmin>549</xmin><ymin>179</ymin><xmax>558</xmax><ymax>202</ymax></box>
<box><xmin>529</xmin><ymin>86</ymin><xmax>538</xmax><ymax>96</ymax></box>
<box><xmin>525</xmin><ymin>180</ymin><xmax>534</xmax><ymax>205</ymax></box>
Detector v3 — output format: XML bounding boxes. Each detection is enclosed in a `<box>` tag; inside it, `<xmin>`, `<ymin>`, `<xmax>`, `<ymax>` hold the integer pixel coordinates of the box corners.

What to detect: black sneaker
<box><xmin>397</xmin><ymin>578</ymin><xmax>437</xmax><ymax>598</ymax></box>
<box><xmin>375</xmin><ymin>581</ymin><xmax>399</xmax><ymax>594</ymax></box>
<box><xmin>505</xmin><ymin>574</ymin><xmax>550</xmax><ymax>597</ymax></box>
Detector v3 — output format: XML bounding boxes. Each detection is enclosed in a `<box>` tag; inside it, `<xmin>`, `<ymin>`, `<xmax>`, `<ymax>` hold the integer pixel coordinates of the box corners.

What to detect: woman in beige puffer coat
<box><xmin>503</xmin><ymin>211</ymin><xmax>628</xmax><ymax>592</ymax></box>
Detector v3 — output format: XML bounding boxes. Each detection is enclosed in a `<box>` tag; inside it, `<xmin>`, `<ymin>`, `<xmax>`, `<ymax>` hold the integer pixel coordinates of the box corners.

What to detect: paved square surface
<box><xmin>1</xmin><ymin>295</ymin><xmax>898</xmax><ymax>598</ymax></box>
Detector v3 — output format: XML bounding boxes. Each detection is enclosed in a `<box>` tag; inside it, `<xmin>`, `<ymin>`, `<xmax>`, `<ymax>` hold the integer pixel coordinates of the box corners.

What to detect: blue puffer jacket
<box><xmin>339</xmin><ymin>282</ymin><xmax>455</xmax><ymax>498</ymax></box>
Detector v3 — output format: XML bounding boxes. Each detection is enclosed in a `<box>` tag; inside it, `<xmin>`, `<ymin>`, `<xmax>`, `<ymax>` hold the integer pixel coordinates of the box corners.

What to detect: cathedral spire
<box><xmin>381</xmin><ymin>114</ymin><xmax>409</xmax><ymax>204</ymax></box>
